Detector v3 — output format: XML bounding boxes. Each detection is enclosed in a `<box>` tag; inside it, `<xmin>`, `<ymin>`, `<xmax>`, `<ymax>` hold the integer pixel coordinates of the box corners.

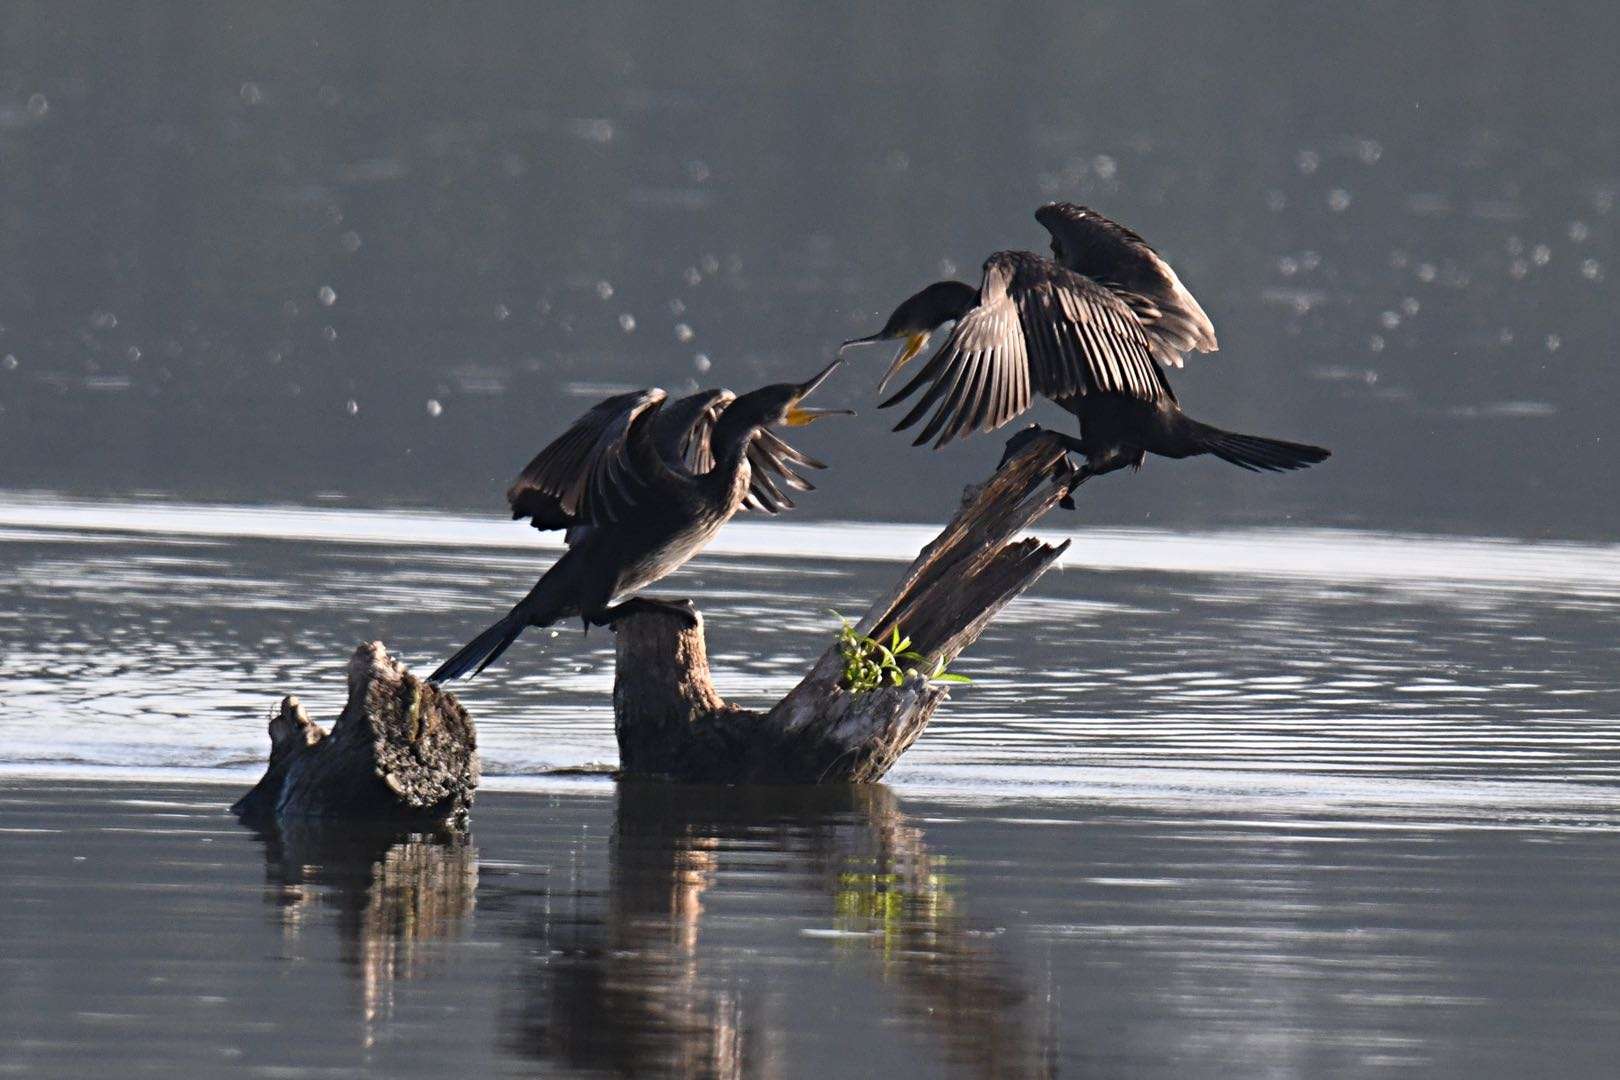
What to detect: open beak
<box><xmin>877</xmin><ymin>332</ymin><xmax>930</xmax><ymax>394</ymax></box>
<box><xmin>783</xmin><ymin>358</ymin><xmax>855</xmax><ymax>426</ymax></box>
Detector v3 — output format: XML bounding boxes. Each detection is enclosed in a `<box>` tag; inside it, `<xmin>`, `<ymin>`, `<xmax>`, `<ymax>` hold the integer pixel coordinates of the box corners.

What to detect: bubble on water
<box><xmin>613</xmin><ymin>313</ymin><xmax>635</xmax><ymax>334</ymax></box>
<box><xmin>1531</xmin><ymin>244</ymin><xmax>1551</xmax><ymax>266</ymax></box>
<box><xmin>90</xmin><ymin>310</ymin><xmax>117</xmax><ymax>330</ymax></box>
<box><xmin>1568</xmin><ymin>221</ymin><xmax>1589</xmax><ymax>243</ymax></box>
<box><xmin>1264</xmin><ymin>189</ymin><xmax>1286</xmax><ymax>212</ymax></box>
<box><xmin>339</xmin><ymin>230</ymin><xmax>362</xmax><ymax>253</ymax></box>
<box><xmin>27</xmin><ymin>93</ymin><xmax>49</xmax><ymax>118</ymax></box>
<box><xmin>2</xmin><ymin>354</ymin><xmax>17</xmax><ymax>371</ymax></box>
<box><xmin>1401</xmin><ymin>297</ymin><xmax>1420</xmax><ymax>316</ymax></box>
<box><xmin>1545</xmin><ymin>334</ymin><xmax>1562</xmax><ymax>353</ymax></box>
<box><xmin>321</xmin><ymin>325</ymin><xmax>338</xmax><ymax>342</ymax></box>
<box><xmin>1296</xmin><ymin>150</ymin><xmax>1320</xmax><ymax>175</ymax></box>
<box><xmin>1278</xmin><ymin>256</ymin><xmax>1299</xmax><ymax>277</ymax></box>
<box><xmin>316</xmin><ymin>285</ymin><xmax>337</xmax><ymax>307</ymax></box>
<box><xmin>345</xmin><ymin>399</ymin><xmax>359</xmax><ymax>416</ymax></box>
<box><xmin>1092</xmin><ymin>154</ymin><xmax>1117</xmax><ymax>180</ymax></box>
<box><xmin>674</xmin><ymin>323</ymin><xmax>694</xmax><ymax>343</ymax></box>
<box><xmin>1368</xmin><ymin>334</ymin><xmax>1385</xmax><ymax>353</ymax></box>
<box><xmin>700</xmin><ymin>254</ymin><xmax>721</xmax><ymax>275</ymax></box>
<box><xmin>683</xmin><ymin>267</ymin><xmax>703</xmax><ymax>287</ymax></box>
<box><xmin>1356</xmin><ymin>138</ymin><xmax>1383</xmax><ymax>165</ymax></box>
<box><xmin>1580</xmin><ymin>258</ymin><xmax>1603</xmax><ymax>281</ymax></box>
<box><xmin>239</xmin><ymin>82</ymin><xmax>264</xmax><ymax>106</ymax></box>
<box><xmin>494</xmin><ymin>303</ymin><xmax>510</xmax><ymax>321</ymax></box>
<box><xmin>1416</xmin><ymin>263</ymin><xmax>1437</xmax><ymax>283</ymax></box>
<box><xmin>1327</xmin><ymin>189</ymin><xmax>1352</xmax><ymax>212</ymax></box>
<box><xmin>425</xmin><ymin>399</ymin><xmax>444</xmax><ymax>417</ymax></box>
<box><xmin>693</xmin><ymin>353</ymin><xmax>712</xmax><ymax>373</ymax></box>
<box><xmin>595</xmin><ymin>280</ymin><xmax>614</xmax><ymax>300</ymax></box>
<box><xmin>1379</xmin><ymin>310</ymin><xmax>1401</xmax><ymax>330</ymax></box>
<box><xmin>668</xmin><ymin>298</ymin><xmax>686</xmax><ymax>316</ymax></box>
<box><xmin>1509</xmin><ymin>259</ymin><xmax>1529</xmax><ymax>280</ymax></box>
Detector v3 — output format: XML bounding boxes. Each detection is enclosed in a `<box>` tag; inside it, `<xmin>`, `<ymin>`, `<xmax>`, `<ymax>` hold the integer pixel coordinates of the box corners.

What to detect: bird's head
<box><xmin>721</xmin><ymin>358</ymin><xmax>854</xmax><ymax>437</ymax></box>
<box><xmin>838</xmin><ymin>280</ymin><xmax>977</xmax><ymax>393</ymax></box>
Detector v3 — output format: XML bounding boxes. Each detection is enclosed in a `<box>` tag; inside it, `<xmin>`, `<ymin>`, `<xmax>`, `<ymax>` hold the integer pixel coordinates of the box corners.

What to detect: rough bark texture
<box><xmin>234</xmin><ymin>641</ymin><xmax>479</xmax><ymax>824</ymax></box>
<box><xmin>611</xmin><ymin>432</ymin><xmax>1075</xmax><ymax>782</ymax></box>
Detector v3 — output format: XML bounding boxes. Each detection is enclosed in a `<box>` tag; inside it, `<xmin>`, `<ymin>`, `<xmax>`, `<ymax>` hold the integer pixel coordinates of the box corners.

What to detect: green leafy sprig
<box><xmin>831</xmin><ymin>612</ymin><xmax>971</xmax><ymax>695</ymax></box>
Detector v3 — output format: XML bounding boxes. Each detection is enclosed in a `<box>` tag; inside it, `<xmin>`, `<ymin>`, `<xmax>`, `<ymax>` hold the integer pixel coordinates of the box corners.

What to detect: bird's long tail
<box><xmin>1186</xmin><ymin>421</ymin><xmax>1331</xmax><ymax>473</ymax></box>
<box><xmin>428</xmin><ymin>612</ymin><xmax>528</xmax><ymax>683</ymax></box>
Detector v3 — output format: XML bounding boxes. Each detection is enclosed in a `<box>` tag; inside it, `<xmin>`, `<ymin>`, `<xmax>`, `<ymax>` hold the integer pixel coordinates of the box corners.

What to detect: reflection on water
<box><xmin>508</xmin><ymin>784</ymin><xmax>1046</xmax><ymax>1077</ymax></box>
<box><xmin>252</xmin><ymin>818</ymin><xmax>478</xmax><ymax>1045</ymax></box>
<box><xmin>4</xmin><ymin>778</ymin><xmax>1619</xmax><ymax>1077</ymax></box>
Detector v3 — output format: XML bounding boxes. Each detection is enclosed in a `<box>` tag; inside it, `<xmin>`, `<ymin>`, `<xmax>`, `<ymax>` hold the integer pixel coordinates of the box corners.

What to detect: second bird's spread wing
<box><xmin>883</xmin><ymin>251</ymin><xmax>1170</xmax><ymax>447</ymax></box>
<box><xmin>679</xmin><ymin>403</ymin><xmax>825</xmax><ymax>513</ymax></box>
<box><xmin>1035</xmin><ymin>202</ymin><xmax>1217</xmax><ymax>367</ymax></box>
<box><xmin>506</xmin><ymin>388</ymin><xmax>673</xmax><ymax>532</ymax></box>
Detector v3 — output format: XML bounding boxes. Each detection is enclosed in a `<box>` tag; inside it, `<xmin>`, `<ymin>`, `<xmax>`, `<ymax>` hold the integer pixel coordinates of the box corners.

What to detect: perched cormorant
<box><xmin>839</xmin><ymin>202</ymin><xmax>1329</xmax><ymax>484</ymax></box>
<box><xmin>428</xmin><ymin>360</ymin><xmax>850</xmax><ymax>682</ymax></box>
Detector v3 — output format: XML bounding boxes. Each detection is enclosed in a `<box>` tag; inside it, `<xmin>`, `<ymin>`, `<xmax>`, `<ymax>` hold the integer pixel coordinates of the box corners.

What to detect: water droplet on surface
<box><xmin>693</xmin><ymin>353</ymin><xmax>712</xmax><ymax>373</ymax></box>
<box><xmin>127</xmin><ymin>346</ymin><xmax>143</xmax><ymax>362</ymax></box>
<box><xmin>1580</xmin><ymin>258</ymin><xmax>1603</xmax><ymax>281</ymax></box>
<box><xmin>2</xmin><ymin>354</ymin><xmax>17</xmax><ymax>371</ymax></box>
<box><xmin>345</xmin><ymin>399</ymin><xmax>359</xmax><ymax>416</ymax></box>
<box><xmin>700</xmin><ymin>254</ymin><xmax>721</xmax><ymax>276</ymax></box>
<box><xmin>239</xmin><ymin>82</ymin><xmax>263</xmax><ymax>106</ymax></box>
<box><xmin>1531</xmin><ymin>244</ymin><xmax>1551</xmax><ymax>266</ymax></box>
<box><xmin>425</xmin><ymin>399</ymin><xmax>443</xmax><ymax>417</ymax></box>
<box><xmin>1301</xmin><ymin>251</ymin><xmax>1321</xmax><ymax>271</ymax></box>
<box><xmin>1401</xmin><ymin>297</ymin><xmax>1420</xmax><ymax>316</ymax></box>
<box><xmin>1368</xmin><ymin>334</ymin><xmax>1385</xmax><ymax>353</ymax></box>
<box><xmin>1568</xmin><ymin>221</ymin><xmax>1589</xmax><ymax>243</ymax></box>
<box><xmin>1545</xmin><ymin>334</ymin><xmax>1562</xmax><ymax>353</ymax></box>
<box><xmin>1498</xmin><ymin>328</ymin><xmax>1515</xmax><ymax>345</ymax></box>
<box><xmin>1390</xmin><ymin>250</ymin><xmax>1410</xmax><ymax>269</ymax></box>
<box><xmin>1296</xmin><ymin>150</ymin><xmax>1320</xmax><ymax>175</ymax></box>
<box><xmin>321</xmin><ymin>325</ymin><xmax>338</xmax><ymax>342</ymax></box>
<box><xmin>27</xmin><ymin>93</ymin><xmax>48</xmax><ymax>117</ymax></box>
<box><xmin>90</xmin><ymin>310</ymin><xmax>117</xmax><ymax>330</ymax></box>
<box><xmin>1416</xmin><ymin>263</ymin><xmax>1438</xmax><ymax>283</ymax></box>
<box><xmin>1278</xmin><ymin>256</ymin><xmax>1299</xmax><ymax>277</ymax></box>
<box><xmin>1380</xmin><ymin>311</ymin><xmax>1401</xmax><ymax>330</ymax></box>
<box><xmin>595</xmin><ymin>280</ymin><xmax>614</xmax><ymax>300</ymax></box>
<box><xmin>1092</xmin><ymin>155</ymin><xmax>1117</xmax><ymax>180</ymax></box>
<box><xmin>668</xmin><ymin>299</ymin><xmax>686</xmax><ymax>316</ymax></box>
<box><xmin>339</xmin><ymin>230</ymin><xmax>362</xmax><ymax>253</ymax></box>
<box><xmin>1327</xmin><ymin>189</ymin><xmax>1352</xmax><ymax>212</ymax></box>
<box><xmin>674</xmin><ymin>323</ymin><xmax>694</xmax><ymax>343</ymax></box>
<box><xmin>683</xmin><ymin>267</ymin><xmax>703</xmax><ymax>287</ymax></box>
<box><xmin>618</xmin><ymin>313</ymin><xmax>636</xmax><ymax>333</ymax></box>
<box><xmin>1356</xmin><ymin>139</ymin><xmax>1383</xmax><ymax>165</ymax></box>
<box><xmin>1509</xmin><ymin>259</ymin><xmax>1529</xmax><ymax>280</ymax></box>
<box><xmin>316</xmin><ymin>285</ymin><xmax>337</xmax><ymax>306</ymax></box>
<box><xmin>494</xmin><ymin>303</ymin><xmax>510</xmax><ymax>321</ymax></box>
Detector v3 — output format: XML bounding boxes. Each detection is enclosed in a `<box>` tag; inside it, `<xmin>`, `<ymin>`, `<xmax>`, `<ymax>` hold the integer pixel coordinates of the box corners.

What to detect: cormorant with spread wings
<box><xmin>839</xmin><ymin>203</ymin><xmax>1329</xmax><ymax>485</ymax></box>
<box><xmin>429</xmin><ymin>361</ymin><xmax>849</xmax><ymax>682</ymax></box>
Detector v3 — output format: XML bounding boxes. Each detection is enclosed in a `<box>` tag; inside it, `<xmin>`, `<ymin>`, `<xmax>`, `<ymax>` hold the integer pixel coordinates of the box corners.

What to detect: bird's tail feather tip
<box><xmin>1200</xmin><ymin>428</ymin><xmax>1331</xmax><ymax>473</ymax></box>
<box><xmin>427</xmin><ymin>616</ymin><xmax>524</xmax><ymax>684</ymax></box>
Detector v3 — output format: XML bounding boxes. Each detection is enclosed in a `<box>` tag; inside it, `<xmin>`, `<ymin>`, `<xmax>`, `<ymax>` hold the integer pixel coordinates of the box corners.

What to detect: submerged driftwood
<box><xmin>612</xmin><ymin>432</ymin><xmax>1074</xmax><ymax>782</ymax></box>
<box><xmin>233</xmin><ymin>642</ymin><xmax>479</xmax><ymax>824</ymax></box>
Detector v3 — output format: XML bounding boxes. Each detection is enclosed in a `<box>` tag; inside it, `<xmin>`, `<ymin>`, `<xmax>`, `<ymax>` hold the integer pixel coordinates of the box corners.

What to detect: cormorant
<box><xmin>429</xmin><ymin>360</ymin><xmax>850</xmax><ymax>683</ymax></box>
<box><xmin>839</xmin><ymin>203</ymin><xmax>1329</xmax><ymax>485</ymax></box>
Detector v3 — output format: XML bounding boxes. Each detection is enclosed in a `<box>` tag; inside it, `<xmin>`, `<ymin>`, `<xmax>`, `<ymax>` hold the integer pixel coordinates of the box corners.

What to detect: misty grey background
<box><xmin>0</xmin><ymin>2</ymin><xmax>1615</xmax><ymax>537</ymax></box>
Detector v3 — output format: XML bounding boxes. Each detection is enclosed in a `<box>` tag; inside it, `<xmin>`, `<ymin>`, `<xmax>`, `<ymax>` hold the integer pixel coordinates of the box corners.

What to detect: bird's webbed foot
<box><xmin>1056</xmin><ymin>462</ymin><xmax>1094</xmax><ymax>511</ymax></box>
<box><xmin>598</xmin><ymin>596</ymin><xmax>701</xmax><ymax>629</ymax></box>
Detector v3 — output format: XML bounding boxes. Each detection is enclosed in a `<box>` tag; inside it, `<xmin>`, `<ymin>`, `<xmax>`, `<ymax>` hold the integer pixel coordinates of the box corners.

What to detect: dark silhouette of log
<box><xmin>612</xmin><ymin>432</ymin><xmax>1075</xmax><ymax>782</ymax></box>
<box><xmin>234</xmin><ymin>641</ymin><xmax>479</xmax><ymax>824</ymax></box>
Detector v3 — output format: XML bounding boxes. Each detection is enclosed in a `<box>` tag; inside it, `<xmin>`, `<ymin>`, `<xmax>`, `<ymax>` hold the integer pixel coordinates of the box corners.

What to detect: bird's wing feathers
<box><xmin>505</xmin><ymin>388</ymin><xmax>671</xmax><ymax>532</ymax></box>
<box><xmin>740</xmin><ymin>428</ymin><xmax>826</xmax><ymax>513</ymax></box>
<box><xmin>881</xmin><ymin>251</ymin><xmax>1168</xmax><ymax>447</ymax></box>
<box><xmin>1034</xmin><ymin>202</ymin><xmax>1217</xmax><ymax>367</ymax></box>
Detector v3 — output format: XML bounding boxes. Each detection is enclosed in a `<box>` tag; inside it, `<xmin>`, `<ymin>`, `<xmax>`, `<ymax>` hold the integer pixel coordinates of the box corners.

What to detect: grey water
<box><xmin>3</xmin><ymin>2</ymin><xmax>1620</xmax><ymax>1077</ymax></box>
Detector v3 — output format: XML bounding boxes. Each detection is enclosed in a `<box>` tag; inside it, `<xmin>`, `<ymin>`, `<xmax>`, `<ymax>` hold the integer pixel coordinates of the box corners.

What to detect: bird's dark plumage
<box><xmin>430</xmin><ymin>362</ymin><xmax>849</xmax><ymax>683</ymax></box>
<box><xmin>841</xmin><ymin>203</ymin><xmax>1329</xmax><ymax>479</ymax></box>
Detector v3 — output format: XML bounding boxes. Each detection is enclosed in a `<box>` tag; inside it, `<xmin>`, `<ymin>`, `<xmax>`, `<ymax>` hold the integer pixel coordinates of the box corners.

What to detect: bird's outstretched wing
<box><xmin>1035</xmin><ymin>202</ymin><xmax>1217</xmax><ymax>367</ymax></box>
<box><xmin>506</xmin><ymin>388</ymin><xmax>671</xmax><ymax>532</ymax></box>
<box><xmin>881</xmin><ymin>251</ymin><xmax>1168</xmax><ymax>448</ymax></box>
<box><xmin>679</xmin><ymin>399</ymin><xmax>825</xmax><ymax>513</ymax></box>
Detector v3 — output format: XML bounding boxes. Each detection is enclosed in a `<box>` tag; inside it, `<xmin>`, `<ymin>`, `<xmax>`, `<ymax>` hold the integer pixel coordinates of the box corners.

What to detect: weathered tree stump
<box><xmin>612</xmin><ymin>432</ymin><xmax>1075</xmax><ymax>782</ymax></box>
<box><xmin>233</xmin><ymin>641</ymin><xmax>479</xmax><ymax>824</ymax></box>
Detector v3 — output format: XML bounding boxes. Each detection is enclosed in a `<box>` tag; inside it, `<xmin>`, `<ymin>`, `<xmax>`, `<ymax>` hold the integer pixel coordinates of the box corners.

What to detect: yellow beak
<box><xmin>877</xmin><ymin>332</ymin><xmax>930</xmax><ymax>394</ymax></box>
